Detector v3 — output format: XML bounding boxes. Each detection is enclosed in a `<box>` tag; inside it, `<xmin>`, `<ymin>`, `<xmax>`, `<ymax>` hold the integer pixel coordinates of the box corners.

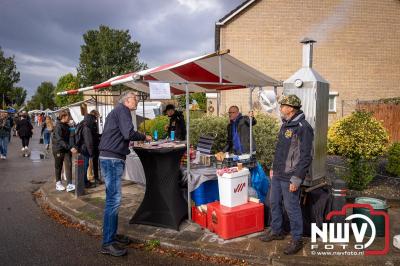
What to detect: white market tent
<box><xmin>57</xmin><ymin>50</ymin><xmax>279</xmax><ymax>220</ymax></box>
<box><xmin>53</xmin><ymin>98</ymin><xmax>114</xmax><ymax>134</ymax></box>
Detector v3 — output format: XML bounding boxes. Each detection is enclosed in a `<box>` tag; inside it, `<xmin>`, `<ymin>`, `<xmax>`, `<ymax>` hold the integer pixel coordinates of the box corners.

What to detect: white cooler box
<box><xmin>217</xmin><ymin>168</ymin><xmax>250</xmax><ymax>207</ymax></box>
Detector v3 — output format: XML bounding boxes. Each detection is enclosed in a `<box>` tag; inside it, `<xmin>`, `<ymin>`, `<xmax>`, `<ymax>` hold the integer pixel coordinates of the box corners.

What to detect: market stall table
<box><xmin>129</xmin><ymin>143</ymin><xmax>187</xmax><ymax>230</ymax></box>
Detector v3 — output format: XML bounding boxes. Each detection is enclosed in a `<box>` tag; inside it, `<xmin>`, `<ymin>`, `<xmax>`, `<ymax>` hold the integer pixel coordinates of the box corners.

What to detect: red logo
<box><xmin>326</xmin><ymin>204</ymin><xmax>390</xmax><ymax>256</ymax></box>
<box><xmin>234</xmin><ymin>183</ymin><xmax>246</xmax><ymax>193</ymax></box>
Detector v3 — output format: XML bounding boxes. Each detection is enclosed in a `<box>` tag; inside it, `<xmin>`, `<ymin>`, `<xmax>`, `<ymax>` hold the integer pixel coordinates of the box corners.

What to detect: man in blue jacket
<box><xmin>260</xmin><ymin>95</ymin><xmax>313</xmax><ymax>255</ymax></box>
<box><xmin>99</xmin><ymin>91</ymin><xmax>152</xmax><ymax>257</ymax></box>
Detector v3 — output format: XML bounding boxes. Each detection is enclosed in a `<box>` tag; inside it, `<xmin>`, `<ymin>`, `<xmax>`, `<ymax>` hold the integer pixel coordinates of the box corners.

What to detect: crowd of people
<box><xmin>0</xmin><ymin>111</ymin><xmax>58</xmax><ymax>158</ymax></box>
<box><xmin>0</xmin><ymin>109</ymin><xmax>105</xmax><ymax>194</ymax></box>
<box><xmin>1</xmin><ymin>92</ymin><xmax>313</xmax><ymax>257</ymax></box>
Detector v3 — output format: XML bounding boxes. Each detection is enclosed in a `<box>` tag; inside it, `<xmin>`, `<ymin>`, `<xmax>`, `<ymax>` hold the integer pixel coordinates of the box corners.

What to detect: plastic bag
<box><xmin>250</xmin><ymin>162</ymin><xmax>270</xmax><ymax>203</ymax></box>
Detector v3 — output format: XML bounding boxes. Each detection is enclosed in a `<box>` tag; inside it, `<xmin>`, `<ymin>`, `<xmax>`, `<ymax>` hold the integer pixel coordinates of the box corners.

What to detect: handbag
<box><xmin>39</xmin><ymin>136</ymin><xmax>44</xmax><ymax>144</ymax></box>
<box><xmin>87</xmin><ymin>158</ymin><xmax>95</xmax><ymax>181</ymax></box>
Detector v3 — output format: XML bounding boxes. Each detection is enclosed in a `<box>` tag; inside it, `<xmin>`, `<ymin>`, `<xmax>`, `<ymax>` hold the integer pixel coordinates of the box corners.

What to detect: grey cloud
<box><xmin>0</xmin><ymin>0</ymin><xmax>243</xmax><ymax>98</ymax></box>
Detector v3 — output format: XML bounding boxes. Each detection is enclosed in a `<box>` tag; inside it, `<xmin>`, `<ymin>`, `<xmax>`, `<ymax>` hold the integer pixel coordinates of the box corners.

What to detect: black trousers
<box><xmin>21</xmin><ymin>137</ymin><xmax>30</xmax><ymax>147</ymax></box>
<box><xmin>53</xmin><ymin>151</ymin><xmax>72</xmax><ymax>183</ymax></box>
<box><xmin>93</xmin><ymin>153</ymin><xmax>99</xmax><ymax>180</ymax></box>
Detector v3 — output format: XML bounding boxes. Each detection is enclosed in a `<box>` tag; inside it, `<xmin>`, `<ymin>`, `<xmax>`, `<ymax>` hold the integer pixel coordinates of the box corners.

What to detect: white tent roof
<box><xmin>57</xmin><ymin>50</ymin><xmax>278</xmax><ymax>96</ymax></box>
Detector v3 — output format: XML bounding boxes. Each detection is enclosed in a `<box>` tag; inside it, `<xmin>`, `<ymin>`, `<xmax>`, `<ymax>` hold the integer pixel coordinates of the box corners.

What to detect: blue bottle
<box><xmin>170</xmin><ymin>130</ymin><xmax>175</xmax><ymax>141</ymax></box>
<box><xmin>153</xmin><ymin>130</ymin><xmax>158</xmax><ymax>141</ymax></box>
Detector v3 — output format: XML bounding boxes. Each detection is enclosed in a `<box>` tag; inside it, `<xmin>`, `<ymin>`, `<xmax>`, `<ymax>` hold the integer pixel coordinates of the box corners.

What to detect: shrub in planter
<box><xmin>327</xmin><ymin>110</ymin><xmax>389</xmax><ymax>190</ymax></box>
<box><xmin>386</xmin><ymin>142</ymin><xmax>400</xmax><ymax>177</ymax></box>
<box><xmin>189</xmin><ymin>114</ymin><xmax>279</xmax><ymax>168</ymax></box>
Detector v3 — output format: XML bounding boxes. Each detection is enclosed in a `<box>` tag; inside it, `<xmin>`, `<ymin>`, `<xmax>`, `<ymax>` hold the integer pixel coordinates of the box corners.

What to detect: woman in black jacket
<box><xmin>79</xmin><ymin>111</ymin><xmax>102</xmax><ymax>187</ymax></box>
<box><xmin>16</xmin><ymin>113</ymin><xmax>33</xmax><ymax>153</ymax></box>
<box><xmin>52</xmin><ymin>110</ymin><xmax>77</xmax><ymax>192</ymax></box>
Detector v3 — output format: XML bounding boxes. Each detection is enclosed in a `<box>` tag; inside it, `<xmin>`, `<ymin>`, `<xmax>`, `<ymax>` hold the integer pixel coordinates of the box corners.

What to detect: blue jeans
<box><xmin>100</xmin><ymin>158</ymin><xmax>125</xmax><ymax>246</ymax></box>
<box><xmin>43</xmin><ymin>129</ymin><xmax>51</xmax><ymax>145</ymax></box>
<box><xmin>0</xmin><ymin>136</ymin><xmax>9</xmax><ymax>156</ymax></box>
<box><xmin>270</xmin><ymin>177</ymin><xmax>303</xmax><ymax>241</ymax></box>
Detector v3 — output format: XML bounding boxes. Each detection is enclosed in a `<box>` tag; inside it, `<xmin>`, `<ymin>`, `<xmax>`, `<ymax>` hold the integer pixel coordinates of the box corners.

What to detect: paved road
<box><xmin>0</xmin><ymin>126</ymin><xmax>213</xmax><ymax>265</ymax></box>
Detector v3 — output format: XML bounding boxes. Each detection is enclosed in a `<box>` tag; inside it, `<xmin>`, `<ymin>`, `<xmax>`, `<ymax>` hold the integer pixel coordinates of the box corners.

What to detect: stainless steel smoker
<box><xmin>283</xmin><ymin>38</ymin><xmax>330</xmax><ymax>186</ymax></box>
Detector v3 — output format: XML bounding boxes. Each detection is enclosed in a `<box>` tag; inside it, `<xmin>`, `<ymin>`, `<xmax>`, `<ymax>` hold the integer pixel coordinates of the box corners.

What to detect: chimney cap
<box><xmin>300</xmin><ymin>37</ymin><xmax>316</xmax><ymax>44</ymax></box>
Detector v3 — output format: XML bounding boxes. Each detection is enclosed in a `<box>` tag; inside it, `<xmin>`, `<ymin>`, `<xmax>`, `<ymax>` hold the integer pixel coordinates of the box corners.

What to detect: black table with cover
<box><xmin>129</xmin><ymin>145</ymin><xmax>187</xmax><ymax>230</ymax></box>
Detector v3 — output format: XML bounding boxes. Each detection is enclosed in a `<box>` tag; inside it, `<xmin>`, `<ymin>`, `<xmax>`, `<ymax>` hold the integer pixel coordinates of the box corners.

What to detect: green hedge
<box><xmin>386</xmin><ymin>142</ymin><xmax>400</xmax><ymax>177</ymax></box>
<box><xmin>138</xmin><ymin>115</ymin><xmax>169</xmax><ymax>138</ymax></box>
<box><xmin>189</xmin><ymin>114</ymin><xmax>279</xmax><ymax>168</ymax></box>
<box><xmin>139</xmin><ymin>113</ymin><xmax>280</xmax><ymax>168</ymax></box>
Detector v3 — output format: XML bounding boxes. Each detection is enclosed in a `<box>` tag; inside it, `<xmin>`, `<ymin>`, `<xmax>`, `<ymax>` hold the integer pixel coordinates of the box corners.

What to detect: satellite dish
<box><xmin>258</xmin><ymin>89</ymin><xmax>278</xmax><ymax>113</ymax></box>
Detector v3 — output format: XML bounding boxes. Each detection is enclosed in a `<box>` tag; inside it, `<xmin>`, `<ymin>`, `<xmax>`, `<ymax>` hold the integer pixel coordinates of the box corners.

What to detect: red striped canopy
<box><xmin>57</xmin><ymin>50</ymin><xmax>278</xmax><ymax>96</ymax></box>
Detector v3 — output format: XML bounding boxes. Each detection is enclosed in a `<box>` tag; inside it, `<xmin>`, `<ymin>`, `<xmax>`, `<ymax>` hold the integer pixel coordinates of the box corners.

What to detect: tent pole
<box><xmin>249</xmin><ymin>86</ymin><xmax>254</xmax><ymax>155</ymax></box>
<box><xmin>218</xmin><ymin>55</ymin><xmax>222</xmax><ymax>83</ymax></box>
<box><xmin>142</xmin><ymin>94</ymin><xmax>145</xmax><ymax>133</ymax></box>
<box><xmin>217</xmin><ymin>92</ymin><xmax>220</xmax><ymax>116</ymax></box>
<box><xmin>185</xmin><ymin>83</ymin><xmax>191</xmax><ymax>221</ymax></box>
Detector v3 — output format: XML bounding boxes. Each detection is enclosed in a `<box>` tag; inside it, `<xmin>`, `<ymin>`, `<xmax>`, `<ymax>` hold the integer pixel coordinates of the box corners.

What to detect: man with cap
<box><xmin>260</xmin><ymin>94</ymin><xmax>313</xmax><ymax>255</ymax></box>
<box><xmin>164</xmin><ymin>104</ymin><xmax>186</xmax><ymax>141</ymax></box>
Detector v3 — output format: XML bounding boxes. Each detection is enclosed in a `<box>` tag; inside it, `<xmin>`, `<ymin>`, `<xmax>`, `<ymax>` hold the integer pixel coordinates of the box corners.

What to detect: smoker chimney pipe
<box><xmin>300</xmin><ymin>38</ymin><xmax>316</xmax><ymax>68</ymax></box>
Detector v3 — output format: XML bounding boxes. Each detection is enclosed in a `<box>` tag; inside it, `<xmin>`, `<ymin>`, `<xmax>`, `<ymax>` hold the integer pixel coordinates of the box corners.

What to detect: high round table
<box><xmin>129</xmin><ymin>145</ymin><xmax>187</xmax><ymax>230</ymax></box>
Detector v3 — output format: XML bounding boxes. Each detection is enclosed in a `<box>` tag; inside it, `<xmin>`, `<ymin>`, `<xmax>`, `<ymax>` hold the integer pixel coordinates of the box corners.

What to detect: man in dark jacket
<box><xmin>223</xmin><ymin>106</ymin><xmax>256</xmax><ymax>155</ymax></box>
<box><xmin>260</xmin><ymin>95</ymin><xmax>314</xmax><ymax>255</ymax></box>
<box><xmin>99</xmin><ymin>91</ymin><xmax>151</xmax><ymax>257</ymax></box>
<box><xmin>165</xmin><ymin>104</ymin><xmax>186</xmax><ymax>140</ymax></box>
<box><xmin>79</xmin><ymin>110</ymin><xmax>102</xmax><ymax>187</ymax></box>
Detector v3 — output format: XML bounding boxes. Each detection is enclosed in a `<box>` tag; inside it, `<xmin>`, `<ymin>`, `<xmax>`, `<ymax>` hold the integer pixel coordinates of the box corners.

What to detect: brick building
<box><xmin>214</xmin><ymin>0</ymin><xmax>400</xmax><ymax>123</ymax></box>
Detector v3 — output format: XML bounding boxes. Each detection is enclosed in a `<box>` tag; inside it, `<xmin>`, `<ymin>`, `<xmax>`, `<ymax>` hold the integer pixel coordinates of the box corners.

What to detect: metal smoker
<box><xmin>283</xmin><ymin>38</ymin><xmax>330</xmax><ymax>186</ymax></box>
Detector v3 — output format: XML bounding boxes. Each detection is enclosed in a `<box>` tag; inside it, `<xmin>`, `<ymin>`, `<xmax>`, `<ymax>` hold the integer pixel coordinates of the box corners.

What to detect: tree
<box><xmin>8</xmin><ymin>87</ymin><xmax>27</xmax><ymax>107</ymax></box>
<box><xmin>54</xmin><ymin>73</ymin><xmax>83</xmax><ymax>107</ymax></box>
<box><xmin>27</xmin><ymin>82</ymin><xmax>56</xmax><ymax>110</ymax></box>
<box><xmin>77</xmin><ymin>25</ymin><xmax>147</xmax><ymax>87</ymax></box>
<box><xmin>0</xmin><ymin>46</ymin><xmax>20</xmax><ymax>108</ymax></box>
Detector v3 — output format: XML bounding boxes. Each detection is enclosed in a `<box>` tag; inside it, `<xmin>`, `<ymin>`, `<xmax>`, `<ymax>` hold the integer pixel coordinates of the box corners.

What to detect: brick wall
<box><xmin>218</xmin><ymin>0</ymin><xmax>400</xmax><ymax>122</ymax></box>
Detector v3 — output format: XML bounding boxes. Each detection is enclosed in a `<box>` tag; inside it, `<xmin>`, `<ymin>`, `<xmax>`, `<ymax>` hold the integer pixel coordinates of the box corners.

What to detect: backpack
<box><xmin>74</xmin><ymin>121</ymin><xmax>86</xmax><ymax>151</ymax></box>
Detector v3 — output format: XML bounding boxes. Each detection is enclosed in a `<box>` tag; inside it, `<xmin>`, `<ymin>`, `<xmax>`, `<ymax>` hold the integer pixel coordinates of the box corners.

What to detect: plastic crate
<box><xmin>191</xmin><ymin>206</ymin><xmax>207</xmax><ymax>228</ymax></box>
<box><xmin>191</xmin><ymin>179</ymin><xmax>219</xmax><ymax>206</ymax></box>
<box><xmin>207</xmin><ymin>201</ymin><xmax>264</xmax><ymax>239</ymax></box>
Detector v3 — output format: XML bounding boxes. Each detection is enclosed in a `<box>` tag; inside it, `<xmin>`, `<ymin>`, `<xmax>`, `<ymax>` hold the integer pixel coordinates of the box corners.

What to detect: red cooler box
<box><xmin>207</xmin><ymin>201</ymin><xmax>264</xmax><ymax>239</ymax></box>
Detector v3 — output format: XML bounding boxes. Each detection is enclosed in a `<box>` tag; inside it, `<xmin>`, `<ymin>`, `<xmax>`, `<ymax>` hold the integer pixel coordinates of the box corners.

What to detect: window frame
<box><xmin>329</xmin><ymin>92</ymin><xmax>339</xmax><ymax>113</ymax></box>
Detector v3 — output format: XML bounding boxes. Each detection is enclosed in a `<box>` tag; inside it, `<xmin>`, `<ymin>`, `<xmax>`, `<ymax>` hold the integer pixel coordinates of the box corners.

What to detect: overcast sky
<box><xmin>0</xmin><ymin>0</ymin><xmax>243</xmax><ymax>98</ymax></box>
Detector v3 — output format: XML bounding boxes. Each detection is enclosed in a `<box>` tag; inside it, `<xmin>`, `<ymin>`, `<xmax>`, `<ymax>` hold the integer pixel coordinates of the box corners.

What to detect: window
<box><xmin>329</xmin><ymin>92</ymin><xmax>338</xmax><ymax>113</ymax></box>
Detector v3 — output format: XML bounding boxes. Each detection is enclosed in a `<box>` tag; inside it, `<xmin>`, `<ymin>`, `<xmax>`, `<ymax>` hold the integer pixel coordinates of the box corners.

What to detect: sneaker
<box><xmin>24</xmin><ymin>146</ymin><xmax>29</xmax><ymax>150</ymax></box>
<box><xmin>66</xmin><ymin>184</ymin><xmax>75</xmax><ymax>192</ymax></box>
<box><xmin>259</xmin><ymin>231</ymin><xmax>285</xmax><ymax>242</ymax></box>
<box><xmin>2</xmin><ymin>156</ymin><xmax>6</xmax><ymax>160</ymax></box>
<box><xmin>284</xmin><ymin>239</ymin><xmax>303</xmax><ymax>255</ymax></box>
<box><xmin>114</xmin><ymin>234</ymin><xmax>131</xmax><ymax>246</ymax></box>
<box><xmin>100</xmin><ymin>243</ymin><xmax>127</xmax><ymax>257</ymax></box>
<box><xmin>21</xmin><ymin>147</ymin><xmax>25</xmax><ymax>151</ymax></box>
<box><xmin>0</xmin><ymin>155</ymin><xmax>4</xmax><ymax>159</ymax></box>
<box><xmin>56</xmin><ymin>181</ymin><xmax>65</xmax><ymax>191</ymax></box>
